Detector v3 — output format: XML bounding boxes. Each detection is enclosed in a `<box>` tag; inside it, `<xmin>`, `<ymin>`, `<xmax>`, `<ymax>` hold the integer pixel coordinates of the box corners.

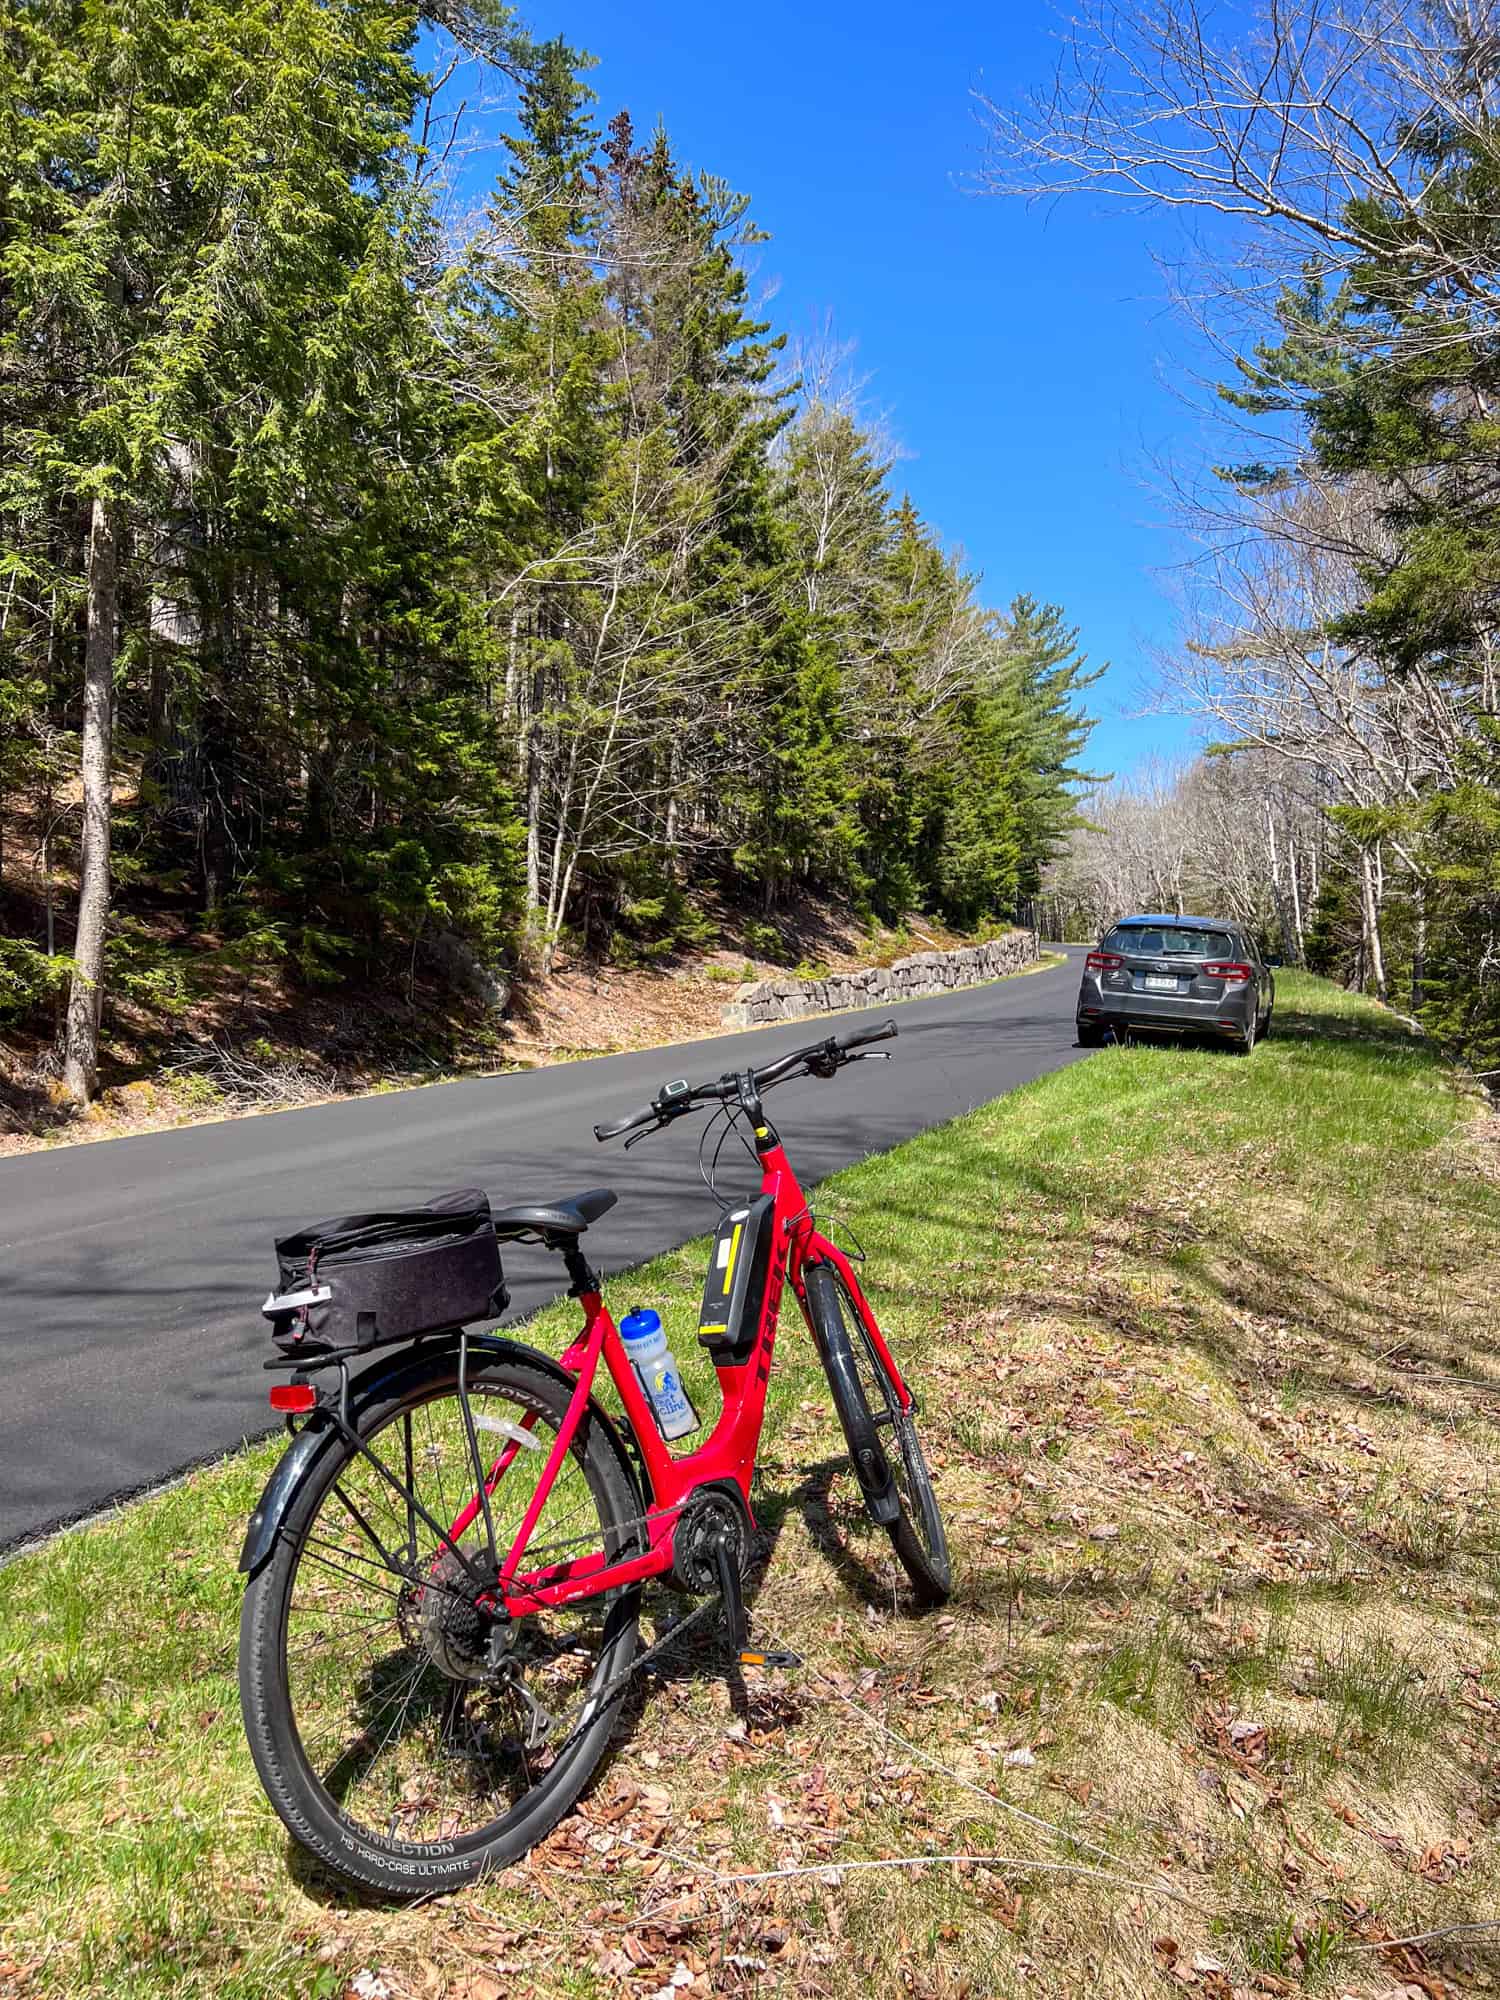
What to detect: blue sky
<box><xmin>448</xmin><ymin>0</ymin><xmax>1224</xmax><ymax>777</ymax></box>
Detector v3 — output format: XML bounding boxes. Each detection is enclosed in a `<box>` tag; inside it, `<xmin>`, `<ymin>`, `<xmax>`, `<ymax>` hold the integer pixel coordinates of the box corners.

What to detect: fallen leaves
<box><xmin>453</xmin><ymin>1978</ymin><xmax>506</xmax><ymax>2000</ymax></box>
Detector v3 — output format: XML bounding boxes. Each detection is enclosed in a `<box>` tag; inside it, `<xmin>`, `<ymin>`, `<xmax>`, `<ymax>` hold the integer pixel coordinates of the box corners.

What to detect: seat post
<box><xmin>554</xmin><ymin>1238</ymin><xmax>600</xmax><ymax>1298</ymax></box>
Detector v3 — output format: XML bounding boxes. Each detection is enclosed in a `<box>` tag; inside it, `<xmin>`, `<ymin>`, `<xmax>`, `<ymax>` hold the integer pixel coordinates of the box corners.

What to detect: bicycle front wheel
<box><xmin>238</xmin><ymin>1343</ymin><xmax>641</xmax><ymax>1898</ymax></box>
<box><xmin>805</xmin><ymin>1262</ymin><xmax>951</xmax><ymax>1605</ymax></box>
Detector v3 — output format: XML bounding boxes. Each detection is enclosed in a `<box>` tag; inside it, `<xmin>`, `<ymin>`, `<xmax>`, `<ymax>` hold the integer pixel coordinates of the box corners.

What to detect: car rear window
<box><xmin>1105</xmin><ymin>927</ymin><xmax>1233</xmax><ymax>959</ymax></box>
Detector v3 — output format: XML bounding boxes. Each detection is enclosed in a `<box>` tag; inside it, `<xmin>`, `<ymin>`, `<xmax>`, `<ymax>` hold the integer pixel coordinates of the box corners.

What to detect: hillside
<box><xmin>0</xmin><ymin>832</ymin><xmax>989</xmax><ymax>1152</ymax></box>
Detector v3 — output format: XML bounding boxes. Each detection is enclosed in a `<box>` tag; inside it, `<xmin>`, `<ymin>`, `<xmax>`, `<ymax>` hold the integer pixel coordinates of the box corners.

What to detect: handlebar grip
<box><xmin>839</xmin><ymin>1016</ymin><xmax>898</xmax><ymax>1051</ymax></box>
<box><xmin>594</xmin><ymin>1103</ymin><xmax>656</xmax><ymax>1143</ymax></box>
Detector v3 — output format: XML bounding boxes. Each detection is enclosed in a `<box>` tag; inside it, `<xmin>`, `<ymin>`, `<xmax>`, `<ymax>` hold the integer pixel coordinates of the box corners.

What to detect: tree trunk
<box><xmin>61</xmin><ymin>496</ymin><xmax>119</xmax><ymax>1104</ymax></box>
<box><xmin>1358</xmin><ymin>843</ymin><xmax>1387</xmax><ymax>1003</ymax></box>
<box><xmin>1411</xmin><ymin>877</ymin><xmax>1426</xmax><ymax>1013</ymax></box>
<box><xmin>664</xmin><ymin>737</ymin><xmax>681</xmax><ymax>868</ymax></box>
<box><xmin>524</xmin><ymin>656</ymin><xmax>545</xmax><ymax>918</ymax></box>
<box><xmin>42</xmin><ymin>825</ymin><xmax>55</xmax><ymax>957</ymax></box>
<box><xmin>503</xmin><ymin>606</ymin><xmax>520</xmax><ymax>721</ymax></box>
<box><xmin>1287</xmin><ymin>834</ymin><xmax>1304</xmax><ymax>964</ymax></box>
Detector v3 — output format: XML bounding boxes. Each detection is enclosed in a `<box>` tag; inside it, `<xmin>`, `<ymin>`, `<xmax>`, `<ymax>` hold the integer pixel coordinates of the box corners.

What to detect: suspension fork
<box><xmin>802</xmin><ymin>1239</ymin><xmax>914</xmax><ymax>1412</ymax></box>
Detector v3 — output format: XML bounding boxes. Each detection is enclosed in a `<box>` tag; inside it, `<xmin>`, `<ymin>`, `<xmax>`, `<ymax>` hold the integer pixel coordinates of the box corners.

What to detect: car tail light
<box><xmin>1202</xmin><ymin>961</ymin><xmax>1253</xmax><ymax>982</ymax></box>
<box><xmin>270</xmin><ymin>1383</ymin><xmax>317</xmax><ymax>1414</ymax></box>
<box><xmin>1085</xmin><ymin>951</ymin><xmax>1123</xmax><ymax>973</ymax></box>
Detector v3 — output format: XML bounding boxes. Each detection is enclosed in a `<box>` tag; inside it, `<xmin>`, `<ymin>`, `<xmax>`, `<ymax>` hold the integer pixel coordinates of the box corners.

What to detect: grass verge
<box><xmin>3</xmin><ymin>973</ymin><xmax>1498</xmax><ymax>1999</ymax></box>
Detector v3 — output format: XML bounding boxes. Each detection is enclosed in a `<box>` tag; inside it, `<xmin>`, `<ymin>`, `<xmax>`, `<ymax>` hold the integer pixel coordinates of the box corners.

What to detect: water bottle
<box><xmin>619</xmin><ymin>1307</ymin><xmax>699</xmax><ymax>1441</ymax></box>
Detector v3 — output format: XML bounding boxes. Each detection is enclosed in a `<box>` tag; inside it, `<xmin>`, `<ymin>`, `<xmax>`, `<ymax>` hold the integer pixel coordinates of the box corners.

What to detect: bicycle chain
<box><xmin>341</xmin><ymin>1462</ymin><xmax>743</xmax><ymax>1759</ymax></box>
<box><xmin>526</xmin><ymin>1590</ymin><xmax>725</xmax><ymax>1760</ymax></box>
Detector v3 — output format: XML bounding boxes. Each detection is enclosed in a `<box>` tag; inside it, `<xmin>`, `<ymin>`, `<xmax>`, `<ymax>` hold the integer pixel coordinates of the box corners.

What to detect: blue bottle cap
<box><xmin>620</xmin><ymin>1307</ymin><xmax>661</xmax><ymax>1341</ymax></box>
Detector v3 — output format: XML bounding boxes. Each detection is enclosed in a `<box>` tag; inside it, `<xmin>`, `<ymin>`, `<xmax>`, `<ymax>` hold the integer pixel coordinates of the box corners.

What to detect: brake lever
<box><xmin>622</xmin><ymin>1097</ymin><xmax>697</xmax><ymax>1147</ymax></box>
<box><xmin>848</xmin><ymin>1050</ymin><xmax>892</xmax><ymax>1062</ymax></box>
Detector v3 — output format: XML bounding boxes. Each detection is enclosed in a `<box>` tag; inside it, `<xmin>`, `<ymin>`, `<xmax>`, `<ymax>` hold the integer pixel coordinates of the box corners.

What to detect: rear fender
<box><xmin>237</xmin><ymin>1333</ymin><xmax>645</xmax><ymax>1579</ymax></box>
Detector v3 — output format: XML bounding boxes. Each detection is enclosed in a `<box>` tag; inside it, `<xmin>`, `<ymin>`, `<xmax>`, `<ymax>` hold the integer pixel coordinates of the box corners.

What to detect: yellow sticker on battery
<box><xmin>721</xmin><ymin>1221</ymin><xmax>743</xmax><ymax>1295</ymax></box>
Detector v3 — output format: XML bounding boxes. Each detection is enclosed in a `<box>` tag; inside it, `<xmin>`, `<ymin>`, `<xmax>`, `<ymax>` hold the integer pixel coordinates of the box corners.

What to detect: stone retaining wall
<box><xmin>721</xmin><ymin>928</ymin><xmax>1039</xmax><ymax>1028</ymax></box>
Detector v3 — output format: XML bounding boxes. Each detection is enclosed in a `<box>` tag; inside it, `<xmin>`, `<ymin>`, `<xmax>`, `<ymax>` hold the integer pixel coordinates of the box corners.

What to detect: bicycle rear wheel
<box><xmin>805</xmin><ymin>1261</ymin><xmax>951</xmax><ymax>1605</ymax></box>
<box><xmin>238</xmin><ymin>1343</ymin><xmax>641</xmax><ymax>1898</ymax></box>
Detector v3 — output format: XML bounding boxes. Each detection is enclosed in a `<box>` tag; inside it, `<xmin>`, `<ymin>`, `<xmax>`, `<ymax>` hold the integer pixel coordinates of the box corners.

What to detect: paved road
<box><xmin>0</xmin><ymin>948</ymin><xmax>1084</xmax><ymax>1549</ymax></box>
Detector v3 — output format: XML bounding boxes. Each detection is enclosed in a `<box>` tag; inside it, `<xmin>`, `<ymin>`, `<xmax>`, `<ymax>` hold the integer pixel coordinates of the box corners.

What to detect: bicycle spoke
<box><xmin>297</xmin><ymin>1541</ymin><xmax>407</xmax><ymax>1601</ymax></box>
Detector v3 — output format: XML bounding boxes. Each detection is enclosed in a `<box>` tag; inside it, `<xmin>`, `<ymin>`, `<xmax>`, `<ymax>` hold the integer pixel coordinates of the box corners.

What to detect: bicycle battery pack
<box><xmin>696</xmin><ymin>1192</ymin><xmax>775</xmax><ymax>1367</ymax></box>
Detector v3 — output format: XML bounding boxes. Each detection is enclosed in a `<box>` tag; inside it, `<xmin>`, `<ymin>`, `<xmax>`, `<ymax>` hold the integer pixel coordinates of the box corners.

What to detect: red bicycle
<box><xmin>238</xmin><ymin>1017</ymin><xmax>950</xmax><ymax>1896</ymax></box>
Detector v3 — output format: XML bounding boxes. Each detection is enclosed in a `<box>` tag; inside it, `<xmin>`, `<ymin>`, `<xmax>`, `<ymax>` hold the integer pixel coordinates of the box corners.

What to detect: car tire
<box><xmin>1076</xmin><ymin>1024</ymin><xmax>1106</xmax><ymax>1047</ymax></box>
<box><xmin>1236</xmin><ymin>1015</ymin><xmax>1257</xmax><ymax>1056</ymax></box>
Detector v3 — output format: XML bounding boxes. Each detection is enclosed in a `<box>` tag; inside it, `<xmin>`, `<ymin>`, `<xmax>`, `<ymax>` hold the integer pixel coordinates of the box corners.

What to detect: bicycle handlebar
<box><xmin>593</xmin><ymin>1101</ymin><xmax>665</xmax><ymax>1143</ymax></box>
<box><xmin>592</xmin><ymin>1017</ymin><xmax>898</xmax><ymax>1144</ymax></box>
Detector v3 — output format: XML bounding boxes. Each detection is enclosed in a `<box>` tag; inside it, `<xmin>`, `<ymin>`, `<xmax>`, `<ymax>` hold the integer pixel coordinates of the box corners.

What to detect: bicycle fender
<box><xmin>239</xmin><ymin>1339</ymin><xmax>459</xmax><ymax>1576</ymax></box>
<box><xmin>237</xmin><ymin>1333</ymin><xmax>646</xmax><ymax>1578</ymax></box>
<box><xmin>803</xmin><ymin>1264</ymin><xmax>901</xmax><ymax>1526</ymax></box>
<box><xmin>239</xmin><ymin>1413</ymin><xmax>339</xmax><ymax>1576</ymax></box>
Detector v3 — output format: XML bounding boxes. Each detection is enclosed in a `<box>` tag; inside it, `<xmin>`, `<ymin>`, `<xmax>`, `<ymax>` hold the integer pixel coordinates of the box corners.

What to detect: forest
<box><xmin>998</xmin><ymin>0</ymin><xmax>1500</xmax><ymax>1072</ymax></box>
<box><xmin>0</xmin><ymin>2</ymin><xmax>1097</xmax><ymax>1108</ymax></box>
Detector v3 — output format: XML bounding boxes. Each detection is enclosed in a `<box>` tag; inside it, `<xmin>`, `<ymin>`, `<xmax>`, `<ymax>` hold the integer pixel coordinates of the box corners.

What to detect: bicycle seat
<box><xmin>492</xmin><ymin>1188</ymin><xmax>618</xmax><ymax>1239</ymax></box>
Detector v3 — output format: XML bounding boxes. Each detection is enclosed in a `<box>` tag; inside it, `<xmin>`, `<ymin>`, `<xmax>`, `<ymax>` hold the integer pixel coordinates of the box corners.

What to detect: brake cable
<box><xmin>698</xmin><ymin>1099</ymin><xmax>761</xmax><ymax>1210</ymax></box>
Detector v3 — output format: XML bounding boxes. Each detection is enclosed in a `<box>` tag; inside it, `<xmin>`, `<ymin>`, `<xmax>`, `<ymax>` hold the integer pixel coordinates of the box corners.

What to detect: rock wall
<box><xmin>721</xmin><ymin>929</ymin><xmax>1039</xmax><ymax>1028</ymax></box>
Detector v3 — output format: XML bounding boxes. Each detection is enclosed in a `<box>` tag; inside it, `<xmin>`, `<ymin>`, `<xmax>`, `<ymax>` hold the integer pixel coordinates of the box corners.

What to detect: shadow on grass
<box><xmin>282</xmin><ymin>1430</ymin><xmax>943</xmax><ymax>1907</ymax></box>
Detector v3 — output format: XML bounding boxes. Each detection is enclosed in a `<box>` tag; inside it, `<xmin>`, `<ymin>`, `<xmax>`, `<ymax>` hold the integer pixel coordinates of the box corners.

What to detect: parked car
<box><xmin>1075</xmin><ymin>913</ymin><xmax>1275</xmax><ymax>1052</ymax></box>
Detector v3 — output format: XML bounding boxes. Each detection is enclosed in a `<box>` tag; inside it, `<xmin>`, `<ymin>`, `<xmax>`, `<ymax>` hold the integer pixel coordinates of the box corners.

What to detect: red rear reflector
<box><xmin>270</xmin><ymin>1384</ymin><xmax>317</xmax><ymax>1414</ymax></box>
<box><xmin>1203</xmin><ymin>961</ymin><xmax>1253</xmax><ymax>982</ymax></box>
<box><xmin>1086</xmin><ymin>951</ymin><xmax>1123</xmax><ymax>972</ymax></box>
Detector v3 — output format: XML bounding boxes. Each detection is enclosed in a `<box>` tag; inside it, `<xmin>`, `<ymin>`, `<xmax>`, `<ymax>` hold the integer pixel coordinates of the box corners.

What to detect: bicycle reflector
<box><xmin>269</xmin><ymin>1383</ymin><xmax>317</xmax><ymax>1414</ymax></box>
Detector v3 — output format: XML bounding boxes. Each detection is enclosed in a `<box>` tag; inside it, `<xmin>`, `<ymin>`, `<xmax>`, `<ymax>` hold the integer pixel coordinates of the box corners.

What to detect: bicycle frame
<box><xmin>454</xmin><ymin>1129</ymin><xmax>913</xmax><ymax>1621</ymax></box>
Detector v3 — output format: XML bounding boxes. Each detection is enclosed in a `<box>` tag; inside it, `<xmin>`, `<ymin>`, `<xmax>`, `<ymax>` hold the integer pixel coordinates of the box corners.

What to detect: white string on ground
<box><xmin>760</xmin><ymin>1621</ymin><xmax>1126</xmax><ymax>1871</ymax></box>
<box><xmin>580</xmin><ymin>1614</ymin><xmax>1210</xmax><ymax>1917</ymax></box>
<box><xmin>604</xmin><ymin>1826</ymin><xmax>1200</xmax><ymax>1908</ymax></box>
<box><xmin>1346</xmin><ymin>1918</ymin><xmax>1500</xmax><ymax>1953</ymax></box>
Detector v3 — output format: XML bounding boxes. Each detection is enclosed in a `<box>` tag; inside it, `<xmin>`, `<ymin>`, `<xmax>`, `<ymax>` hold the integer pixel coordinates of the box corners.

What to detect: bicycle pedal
<box><xmin>738</xmin><ymin>1648</ymin><xmax>802</xmax><ymax>1671</ymax></box>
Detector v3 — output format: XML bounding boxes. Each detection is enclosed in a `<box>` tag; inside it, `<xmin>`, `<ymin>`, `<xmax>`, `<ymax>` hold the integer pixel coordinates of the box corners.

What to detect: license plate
<box><xmin>1144</xmin><ymin>974</ymin><xmax>1177</xmax><ymax>992</ymax></box>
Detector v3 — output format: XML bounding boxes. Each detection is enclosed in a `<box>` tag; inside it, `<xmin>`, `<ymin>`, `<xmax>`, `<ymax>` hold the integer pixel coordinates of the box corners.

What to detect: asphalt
<box><xmin>0</xmin><ymin>947</ymin><xmax>1086</xmax><ymax>1550</ymax></box>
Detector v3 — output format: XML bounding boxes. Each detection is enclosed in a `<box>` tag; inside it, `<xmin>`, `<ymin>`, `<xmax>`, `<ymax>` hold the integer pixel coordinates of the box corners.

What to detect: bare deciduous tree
<box><xmin>981</xmin><ymin>0</ymin><xmax>1500</xmax><ymax>357</ymax></box>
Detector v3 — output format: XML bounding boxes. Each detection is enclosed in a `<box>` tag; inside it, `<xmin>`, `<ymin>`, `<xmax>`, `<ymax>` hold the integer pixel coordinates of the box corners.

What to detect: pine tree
<box><xmin>2</xmin><ymin>0</ymin><xmax>531</xmax><ymax>1095</ymax></box>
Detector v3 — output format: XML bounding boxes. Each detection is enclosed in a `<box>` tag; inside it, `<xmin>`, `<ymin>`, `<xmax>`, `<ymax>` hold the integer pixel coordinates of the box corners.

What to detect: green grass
<box><xmin>3</xmin><ymin>973</ymin><xmax>1500</xmax><ymax>1999</ymax></box>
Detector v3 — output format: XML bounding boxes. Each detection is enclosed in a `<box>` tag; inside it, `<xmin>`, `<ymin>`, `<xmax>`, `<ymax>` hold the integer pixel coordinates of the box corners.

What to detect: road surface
<box><xmin>0</xmin><ymin>948</ymin><xmax>1084</xmax><ymax>1549</ymax></box>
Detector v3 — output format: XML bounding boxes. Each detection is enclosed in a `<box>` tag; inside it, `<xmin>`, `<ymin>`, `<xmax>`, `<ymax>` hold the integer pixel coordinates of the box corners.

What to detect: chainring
<box><xmin>669</xmin><ymin>1483</ymin><xmax>754</xmax><ymax>1595</ymax></box>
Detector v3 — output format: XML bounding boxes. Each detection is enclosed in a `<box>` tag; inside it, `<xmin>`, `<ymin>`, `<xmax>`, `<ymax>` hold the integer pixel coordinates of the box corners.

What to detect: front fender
<box><xmin>237</xmin><ymin>1333</ymin><xmax>645</xmax><ymax>1578</ymax></box>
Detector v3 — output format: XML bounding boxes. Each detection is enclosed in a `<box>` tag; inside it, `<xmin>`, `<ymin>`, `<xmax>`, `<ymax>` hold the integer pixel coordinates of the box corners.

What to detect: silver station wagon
<box><xmin>1076</xmin><ymin>914</ymin><xmax>1275</xmax><ymax>1052</ymax></box>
